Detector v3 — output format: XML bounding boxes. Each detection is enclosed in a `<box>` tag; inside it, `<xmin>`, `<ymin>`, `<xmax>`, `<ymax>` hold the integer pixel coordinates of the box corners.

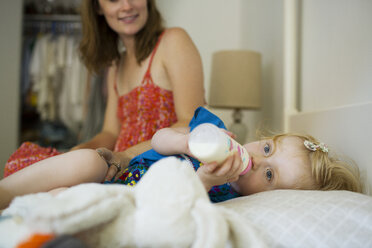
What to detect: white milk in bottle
<box><xmin>188</xmin><ymin>123</ymin><xmax>251</xmax><ymax>175</ymax></box>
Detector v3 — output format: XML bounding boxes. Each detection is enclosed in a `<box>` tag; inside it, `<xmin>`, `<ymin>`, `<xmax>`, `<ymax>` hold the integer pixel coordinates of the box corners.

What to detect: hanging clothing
<box><xmin>59</xmin><ymin>35</ymin><xmax>88</xmax><ymax>134</ymax></box>
<box><xmin>20</xmin><ymin>36</ymin><xmax>35</xmax><ymax>100</ymax></box>
<box><xmin>5</xmin><ymin>21</ymin><xmax>89</xmax><ymax>176</ymax></box>
<box><xmin>78</xmin><ymin>72</ymin><xmax>106</xmax><ymax>143</ymax></box>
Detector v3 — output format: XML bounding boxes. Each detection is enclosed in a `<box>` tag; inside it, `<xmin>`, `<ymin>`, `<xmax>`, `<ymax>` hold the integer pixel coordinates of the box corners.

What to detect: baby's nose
<box><xmin>250</xmin><ymin>156</ymin><xmax>263</xmax><ymax>170</ymax></box>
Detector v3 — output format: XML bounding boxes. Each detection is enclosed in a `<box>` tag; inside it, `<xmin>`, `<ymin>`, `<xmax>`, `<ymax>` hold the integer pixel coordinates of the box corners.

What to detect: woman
<box><xmin>4</xmin><ymin>0</ymin><xmax>205</xmax><ymax>179</ymax></box>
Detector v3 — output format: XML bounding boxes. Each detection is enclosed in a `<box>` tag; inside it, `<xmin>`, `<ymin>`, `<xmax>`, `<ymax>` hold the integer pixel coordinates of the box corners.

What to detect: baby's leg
<box><xmin>0</xmin><ymin>149</ymin><xmax>108</xmax><ymax>209</ymax></box>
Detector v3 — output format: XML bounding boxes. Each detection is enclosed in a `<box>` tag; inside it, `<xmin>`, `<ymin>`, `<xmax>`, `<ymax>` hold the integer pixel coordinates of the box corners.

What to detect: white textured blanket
<box><xmin>0</xmin><ymin>157</ymin><xmax>265</xmax><ymax>248</ymax></box>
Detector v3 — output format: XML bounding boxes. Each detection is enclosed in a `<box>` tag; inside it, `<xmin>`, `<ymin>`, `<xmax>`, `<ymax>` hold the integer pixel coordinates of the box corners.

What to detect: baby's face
<box><xmin>231</xmin><ymin>136</ymin><xmax>313</xmax><ymax>195</ymax></box>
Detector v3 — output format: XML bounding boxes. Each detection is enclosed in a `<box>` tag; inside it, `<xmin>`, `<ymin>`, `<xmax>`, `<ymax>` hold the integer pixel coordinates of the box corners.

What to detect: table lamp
<box><xmin>208</xmin><ymin>50</ymin><xmax>262</xmax><ymax>144</ymax></box>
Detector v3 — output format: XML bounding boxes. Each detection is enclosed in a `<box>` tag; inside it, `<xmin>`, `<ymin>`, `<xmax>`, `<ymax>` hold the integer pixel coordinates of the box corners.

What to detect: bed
<box><xmin>0</xmin><ymin>156</ymin><xmax>372</xmax><ymax>248</ymax></box>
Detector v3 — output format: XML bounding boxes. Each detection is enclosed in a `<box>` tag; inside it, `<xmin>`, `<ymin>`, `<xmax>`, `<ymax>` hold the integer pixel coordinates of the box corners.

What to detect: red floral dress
<box><xmin>4</xmin><ymin>31</ymin><xmax>177</xmax><ymax>177</ymax></box>
<box><xmin>114</xmin><ymin>32</ymin><xmax>177</xmax><ymax>151</ymax></box>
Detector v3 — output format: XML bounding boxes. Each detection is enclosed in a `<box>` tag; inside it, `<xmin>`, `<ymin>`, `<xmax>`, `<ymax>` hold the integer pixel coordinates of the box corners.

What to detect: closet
<box><xmin>20</xmin><ymin>0</ymin><xmax>105</xmax><ymax>151</ymax></box>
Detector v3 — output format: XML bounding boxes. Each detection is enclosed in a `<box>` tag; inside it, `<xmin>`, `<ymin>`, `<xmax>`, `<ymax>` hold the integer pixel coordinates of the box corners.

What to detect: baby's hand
<box><xmin>221</xmin><ymin>129</ymin><xmax>236</xmax><ymax>139</ymax></box>
<box><xmin>196</xmin><ymin>152</ymin><xmax>242</xmax><ymax>191</ymax></box>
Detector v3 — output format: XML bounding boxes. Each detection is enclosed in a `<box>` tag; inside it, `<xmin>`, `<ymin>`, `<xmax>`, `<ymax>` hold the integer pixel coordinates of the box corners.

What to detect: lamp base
<box><xmin>229</xmin><ymin>108</ymin><xmax>247</xmax><ymax>144</ymax></box>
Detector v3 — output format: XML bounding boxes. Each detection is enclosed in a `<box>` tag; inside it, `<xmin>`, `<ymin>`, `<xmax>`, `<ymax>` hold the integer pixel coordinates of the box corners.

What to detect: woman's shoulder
<box><xmin>163</xmin><ymin>27</ymin><xmax>189</xmax><ymax>38</ymax></box>
<box><xmin>160</xmin><ymin>27</ymin><xmax>196</xmax><ymax>56</ymax></box>
<box><xmin>161</xmin><ymin>27</ymin><xmax>194</xmax><ymax>47</ymax></box>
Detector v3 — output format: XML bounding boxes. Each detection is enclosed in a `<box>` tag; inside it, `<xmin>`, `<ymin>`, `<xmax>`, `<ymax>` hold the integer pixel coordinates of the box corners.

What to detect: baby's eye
<box><xmin>264</xmin><ymin>143</ymin><xmax>271</xmax><ymax>155</ymax></box>
<box><xmin>265</xmin><ymin>169</ymin><xmax>273</xmax><ymax>182</ymax></box>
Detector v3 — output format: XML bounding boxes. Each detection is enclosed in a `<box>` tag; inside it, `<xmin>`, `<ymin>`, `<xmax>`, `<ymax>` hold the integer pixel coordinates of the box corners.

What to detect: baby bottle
<box><xmin>188</xmin><ymin>123</ymin><xmax>251</xmax><ymax>175</ymax></box>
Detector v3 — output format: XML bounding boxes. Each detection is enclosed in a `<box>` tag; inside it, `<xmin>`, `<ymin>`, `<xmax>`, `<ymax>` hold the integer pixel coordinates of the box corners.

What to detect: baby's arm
<box><xmin>151</xmin><ymin>127</ymin><xmax>192</xmax><ymax>156</ymax></box>
<box><xmin>197</xmin><ymin>152</ymin><xmax>242</xmax><ymax>191</ymax></box>
<box><xmin>151</xmin><ymin>127</ymin><xmax>242</xmax><ymax>192</ymax></box>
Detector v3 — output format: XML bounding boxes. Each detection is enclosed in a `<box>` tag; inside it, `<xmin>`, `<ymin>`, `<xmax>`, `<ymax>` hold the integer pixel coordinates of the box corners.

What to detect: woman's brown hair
<box><xmin>79</xmin><ymin>0</ymin><xmax>164</xmax><ymax>74</ymax></box>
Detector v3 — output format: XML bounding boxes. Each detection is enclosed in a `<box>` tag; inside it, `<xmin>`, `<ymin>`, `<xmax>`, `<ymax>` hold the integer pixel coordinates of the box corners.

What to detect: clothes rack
<box><xmin>20</xmin><ymin>12</ymin><xmax>86</xmax><ymax>150</ymax></box>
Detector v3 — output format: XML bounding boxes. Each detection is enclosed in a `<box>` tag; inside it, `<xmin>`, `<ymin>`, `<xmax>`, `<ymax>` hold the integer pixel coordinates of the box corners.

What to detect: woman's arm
<box><xmin>92</xmin><ymin>29</ymin><xmax>206</xmax><ymax>179</ymax></box>
<box><xmin>161</xmin><ymin>27</ymin><xmax>206</xmax><ymax>127</ymax></box>
<box><xmin>103</xmin><ymin>28</ymin><xmax>206</xmax><ymax>178</ymax></box>
<box><xmin>84</xmin><ymin>28</ymin><xmax>205</xmax><ymax>152</ymax></box>
<box><xmin>101</xmin><ymin>141</ymin><xmax>153</xmax><ymax>182</ymax></box>
<box><xmin>71</xmin><ymin>66</ymin><xmax>121</xmax><ymax>151</ymax></box>
<box><xmin>152</xmin><ymin>127</ymin><xmax>243</xmax><ymax>192</ymax></box>
<box><xmin>117</xmin><ymin>28</ymin><xmax>205</xmax><ymax>153</ymax></box>
<box><xmin>99</xmin><ymin>127</ymin><xmax>191</xmax><ymax>182</ymax></box>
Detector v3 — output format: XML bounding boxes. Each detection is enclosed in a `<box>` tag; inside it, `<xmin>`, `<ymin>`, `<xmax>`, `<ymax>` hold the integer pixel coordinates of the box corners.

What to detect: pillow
<box><xmin>217</xmin><ymin>190</ymin><xmax>372</xmax><ymax>248</ymax></box>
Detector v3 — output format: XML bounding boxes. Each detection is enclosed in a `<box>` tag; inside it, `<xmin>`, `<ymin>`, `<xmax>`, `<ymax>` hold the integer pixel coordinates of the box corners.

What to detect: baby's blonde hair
<box><xmin>265</xmin><ymin>133</ymin><xmax>363</xmax><ymax>193</ymax></box>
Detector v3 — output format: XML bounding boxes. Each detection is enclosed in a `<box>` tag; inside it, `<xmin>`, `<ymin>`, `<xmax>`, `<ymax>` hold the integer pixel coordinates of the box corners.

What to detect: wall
<box><xmin>156</xmin><ymin>0</ymin><xmax>242</xmax><ymax>134</ymax></box>
<box><xmin>0</xmin><ymin>0</ymin><xmax>22</xmax><ymax>175</ymax></box>
<box><xmin>288</xmin><ymin>0</ymin><xmax>372</xmax><ymax>192</ymax></box>
<box><xmin>300</xmin><ymin>0</ymin><xmax>372</xmax><ymax>111</ymax></box>
<box><xmin>240</xmin><ymin>0</ymin><xmax>284</xmax><ymax>135</ymax></box>
<box><xmin>157</xmin><ymin>0</ymin><xmax>284</xmax><ymax>142</ymax></box>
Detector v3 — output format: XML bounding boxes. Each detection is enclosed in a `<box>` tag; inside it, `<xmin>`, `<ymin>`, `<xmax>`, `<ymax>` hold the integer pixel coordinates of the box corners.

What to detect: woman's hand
<box><xmin>196</xmin><ymin>152</ymin><xmax>242</xmax><ymax>191</ymax></box>
<box><xmin>96</xmin><ymin>148</ymin><xmax>131</xmax><ymax>182</ymax></box>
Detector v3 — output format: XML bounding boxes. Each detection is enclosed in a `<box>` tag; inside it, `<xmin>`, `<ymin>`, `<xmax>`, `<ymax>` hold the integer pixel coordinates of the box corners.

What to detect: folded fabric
<box><xmin>0</xmin><ymin>157</ymin><xmax>265</xmax><ymax>248</ymax></box>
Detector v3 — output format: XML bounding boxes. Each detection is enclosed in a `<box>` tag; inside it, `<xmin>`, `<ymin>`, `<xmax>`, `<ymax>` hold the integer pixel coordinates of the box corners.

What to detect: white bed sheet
<box><xmin>219</xmin><ymin>189</ymin><xmax>372</xmax><ymax>247</ymax></box>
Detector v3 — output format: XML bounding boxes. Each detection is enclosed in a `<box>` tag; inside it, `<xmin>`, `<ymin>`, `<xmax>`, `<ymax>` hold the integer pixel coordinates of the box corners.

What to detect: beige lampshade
<box><xmin>209</xmin><ymin>50</ymin><xmax>261</xmax><ymax>109</ymax></box>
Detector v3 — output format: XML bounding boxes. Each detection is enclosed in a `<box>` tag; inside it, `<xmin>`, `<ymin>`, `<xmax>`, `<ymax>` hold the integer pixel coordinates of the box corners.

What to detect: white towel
<box><xmin>0</xmin><ymin>157</ymin><xmax>266</xmax><ymax>248</ymax></box>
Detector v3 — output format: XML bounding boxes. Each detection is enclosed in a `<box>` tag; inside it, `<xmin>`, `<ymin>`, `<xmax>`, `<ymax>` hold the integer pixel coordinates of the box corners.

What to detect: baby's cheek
<box><xmin>237</xmin><ymin>175</ymin><xmax>265</xmax><ymax>195</ymax></box>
